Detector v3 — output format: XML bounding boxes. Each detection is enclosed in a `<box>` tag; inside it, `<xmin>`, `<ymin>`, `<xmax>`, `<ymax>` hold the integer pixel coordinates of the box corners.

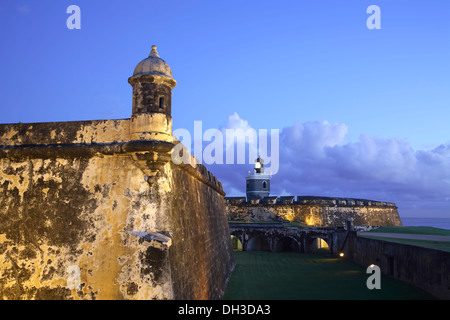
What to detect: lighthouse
<box><xmin>246</xmin><ymin>156</ymin><xmax>271</xmax><ymax>201</ymax></box>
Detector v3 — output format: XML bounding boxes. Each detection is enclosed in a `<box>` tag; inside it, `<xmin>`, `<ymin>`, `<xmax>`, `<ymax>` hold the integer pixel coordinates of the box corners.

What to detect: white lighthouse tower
<box><xmin>246</xmin><ymin>156</ymin><xmax>271</xmax><ymax>201</ymax></box>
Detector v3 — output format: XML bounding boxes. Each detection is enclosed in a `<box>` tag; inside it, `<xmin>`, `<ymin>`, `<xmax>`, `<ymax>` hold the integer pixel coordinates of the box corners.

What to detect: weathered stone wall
<box><xmin>0</xmin><ymin>119</ymin><xmax>130</xmax><ymax>146</ymax></box>
<box><xmin>0</xmin><ymin>153</ymin><xmax>154</xmax><ymax>300</ymax></box>
<box><xmin>226</xmin><ymin>202</ymin><xmax>402</xmax><ymax>227</ymax></box>
<box><xmin>342</xmin><ymin>232</ymin><xmax>450</xmax><ymax>299</ymax></box>
<box><xmin>131</xmin><ymin>82</ymin><xmax>173</xmax><ymax>115</ymax></box>
<box><xmin>0</xmin><ymin>120</ymin><xmax>234</xmax><ymax>300</ymax></box>
<box><xmin>169</xmin><ymin>163</ymin><xmax>235</xmax><ymax>299</ymax></box>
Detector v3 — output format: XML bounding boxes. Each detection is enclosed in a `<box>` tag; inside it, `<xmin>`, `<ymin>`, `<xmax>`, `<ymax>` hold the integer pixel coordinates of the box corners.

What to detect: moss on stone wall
<box><xmin>0</xmin><ymin>120</ymin><xmax>234</xmax><ymax>300</ymax></box>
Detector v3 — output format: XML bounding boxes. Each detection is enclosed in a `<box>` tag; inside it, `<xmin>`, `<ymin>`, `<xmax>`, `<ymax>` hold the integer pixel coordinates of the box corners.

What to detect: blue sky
<box><xmin>1</xmin><ymin>1</ymin><xmax>450</xmax><ymax>219</ymax></box>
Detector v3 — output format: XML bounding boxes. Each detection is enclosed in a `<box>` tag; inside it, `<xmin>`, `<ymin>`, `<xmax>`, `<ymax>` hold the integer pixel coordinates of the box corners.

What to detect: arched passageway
<box><xmin>247</xmin><ymin>236</ymin><xmax>271</xmax><ymax>252</ymax></box>
<box><xmin>231</xmin><ymin>235</ymin><xmax>243</xmax><ymax>251</ymax></box>
<box><xmin>307</xmin><ymin>237</ymin><xmax>330</xmax><ymax>253</ymax></box>
<box><xmin>228</xmin><ymin>223</ymin><xmax>344</xmax><ymax>255</ymax></box>
<box><xmin>274</xmin><ymin>237</ymin><xmax>301</xmax><ymax>253</ymax></box>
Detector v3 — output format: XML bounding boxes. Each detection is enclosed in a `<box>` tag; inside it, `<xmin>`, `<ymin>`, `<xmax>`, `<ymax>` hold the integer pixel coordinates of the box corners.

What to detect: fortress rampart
<box><xmin>342</xmin><ymin>232</ymin><xmax>450</xmax><ymax>299</ymax></box>
<box><xmin>0</xmin><ymin>45</ymin><xmax>235</xmax><ymax>300</ymax></box>
<box><xmin>225</xmin><ymin>196</ymin><xmax>402</xmax><ymax>227</ymax></box>
<box><xmin>0</xmin><ymin>119</ymin><xmax>234</xmax><ymax>300</ymax></box>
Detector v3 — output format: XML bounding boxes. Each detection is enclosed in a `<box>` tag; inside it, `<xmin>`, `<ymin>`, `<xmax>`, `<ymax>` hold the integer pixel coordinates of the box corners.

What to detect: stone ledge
<box><xmin>225</xmin><ymin>195</ymin><xmax>397</xmax><ymax>208</ymax></box>
<box><xmin>0</xmin><ymin>119</ymin><xmax>130</xmax><ymax>145</ymax></box>
<box><xmin>0</xmin><ymin>140</ymin><xmax>174</xmax><ymax>159</ymax></box>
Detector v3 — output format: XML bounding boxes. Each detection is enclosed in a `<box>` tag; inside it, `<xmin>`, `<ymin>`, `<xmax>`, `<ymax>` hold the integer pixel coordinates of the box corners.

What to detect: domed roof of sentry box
<box><xmin>132</xmin><ymin>45</ymin><xmax>173</xmax><ymax>78</ymax></box>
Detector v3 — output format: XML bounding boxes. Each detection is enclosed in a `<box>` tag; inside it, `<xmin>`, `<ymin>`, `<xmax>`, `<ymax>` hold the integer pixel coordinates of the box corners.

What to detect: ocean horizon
<box><xmin>400</xmin><ymin>217</ymin><xmax>450</xmax><ymax>230</ymax></box>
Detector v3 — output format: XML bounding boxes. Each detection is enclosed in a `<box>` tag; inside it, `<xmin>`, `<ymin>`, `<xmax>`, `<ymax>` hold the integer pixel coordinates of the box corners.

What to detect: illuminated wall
<box><xmin>0</xmin><ymin>120</ymin><xmax>235</xmax><ymax>300</ymax></box>
<box><xmin>226</xmin><ymin>200</ymin><xmax>402</xmax><ymax>227</ymax></box>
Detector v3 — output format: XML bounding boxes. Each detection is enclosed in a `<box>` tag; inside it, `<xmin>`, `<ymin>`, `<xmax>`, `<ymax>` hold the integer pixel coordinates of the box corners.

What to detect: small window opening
<box><xmin>159</xmin><ymin>97</ymin><xmax>165</xmax><ymax>110</ymax></box>
<box><xmin>262</xmin><ymin>181</ymin><xmax>267</xmax><ymax>189</ymax></box>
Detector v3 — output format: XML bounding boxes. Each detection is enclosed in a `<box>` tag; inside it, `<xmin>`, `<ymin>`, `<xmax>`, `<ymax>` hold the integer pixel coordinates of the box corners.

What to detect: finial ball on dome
<box><xmin>131</xmin><ymin>44</ymin><xmax>173</xmax><ymax>78</ymax></box>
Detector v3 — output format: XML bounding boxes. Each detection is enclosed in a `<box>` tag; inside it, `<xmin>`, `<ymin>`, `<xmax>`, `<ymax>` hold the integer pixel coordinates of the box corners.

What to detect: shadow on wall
<box><xmin>247</xmin><ymin>236</ymin><xmax>271</xmax><ymax>252</ymax></box>
<box><xmin>274</xmin><ymin>237</ymin><xmax>301</xmax><ymax>253</ymax></box>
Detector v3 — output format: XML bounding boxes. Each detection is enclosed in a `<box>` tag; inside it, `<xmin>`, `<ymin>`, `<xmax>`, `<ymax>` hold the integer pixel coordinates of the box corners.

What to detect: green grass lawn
<box><xmin>369</xmin><ymin>226</ymin><xmax>450</xmax><ymax>236</ymax></box>
<box><xmin>223</xmin><ymin>251</ymin><xmax>436</xmax><ymax>300</ymax></box>
<box><xmin>365</xmin><ymin>226</ymin><xmax>450</xmax><ymax>252</ymax></box>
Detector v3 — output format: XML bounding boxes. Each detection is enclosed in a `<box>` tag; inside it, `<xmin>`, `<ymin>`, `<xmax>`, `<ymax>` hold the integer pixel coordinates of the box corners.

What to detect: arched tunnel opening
<box><xmin>309</xmin><ymin>237</ymin><xmax>330</xmax><ymax>253</ymax></box>
<box><xmin>228</xmin><ymin>228</ymin><xmax>338</xmax><ymax>255</ymax></box>
<box><xmin>274</xmin><ymin>237</ymin><xmax>301</xmax><ymax>253</ymax></box>
<box><xmin>246</xmin><ymin>236</ymin><xmax>271</xmax><ymax>252</ymax></box>
<box><xmin>231</xmin><ymin>235</ymin><xmax>243</xmax><ymax>251</ymax></box>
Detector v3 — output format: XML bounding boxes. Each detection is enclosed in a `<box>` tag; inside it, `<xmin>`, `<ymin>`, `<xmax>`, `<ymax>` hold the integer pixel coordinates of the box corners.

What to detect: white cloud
<box><xmin>220</xmin><ymin>112</ymin><xmax>253</xmax><ymax>132</ymax></box>
<box><xmin>280</xmin><ymin>120</ymin><xmax>348</xmax><ymax>162</ymax></box>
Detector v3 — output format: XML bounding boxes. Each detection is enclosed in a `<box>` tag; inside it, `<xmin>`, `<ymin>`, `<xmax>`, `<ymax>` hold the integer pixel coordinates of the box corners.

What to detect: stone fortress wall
<box><xmin>0</xmin><ymin>43</ymin><xmax>406</xmax><ymax>300</ymax></box>
<box><xmin>0</xmin><ymin>119</ymin><xmax>234</xmax><ymax>300</ymax></box>
<box><xmin>0</xmin><ymin>46</ymin><xmax>235</xmax><ymax>300</ymax></box>
<box><xmin>225</xmin><ymin>195</ymin><xmax>402</xmax><ymax>227</ymax></box>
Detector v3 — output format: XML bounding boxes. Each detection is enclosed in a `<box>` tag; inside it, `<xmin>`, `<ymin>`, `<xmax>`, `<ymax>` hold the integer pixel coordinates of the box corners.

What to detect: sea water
<box><xmin>400</xmin><ymin>217</ymin><xmax>450</xmax><ymax>230</ymax></box>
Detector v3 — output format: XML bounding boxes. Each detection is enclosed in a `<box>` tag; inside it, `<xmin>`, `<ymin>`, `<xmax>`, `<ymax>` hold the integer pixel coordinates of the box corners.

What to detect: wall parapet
<box><xmin>224</xmin><ymin>195</ymin><xmax>397</xmax><ymax>208</ymax></box>
<box><xmin>0</xmin><ymin>119</ymin><xmax>130</xmax><ymax>146</ymax></box>
<box><xmin>175</xmin><ymin>161</ymin><xmax>224</xmax><ymax>196</ymax></box>
<box><xmin>170</xmin><ymin>138</ymin><xmax>224</xmax><ymax>195</ymax></box>
<box><xmin>342</xmin><ymin>233</ymin><xmax>450</xmax><ymax>299</ymax></box>
<box><xmin>0</xmin><ymin>121</ymin><xmax>223</xmax><ymax>195</ymax></box>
